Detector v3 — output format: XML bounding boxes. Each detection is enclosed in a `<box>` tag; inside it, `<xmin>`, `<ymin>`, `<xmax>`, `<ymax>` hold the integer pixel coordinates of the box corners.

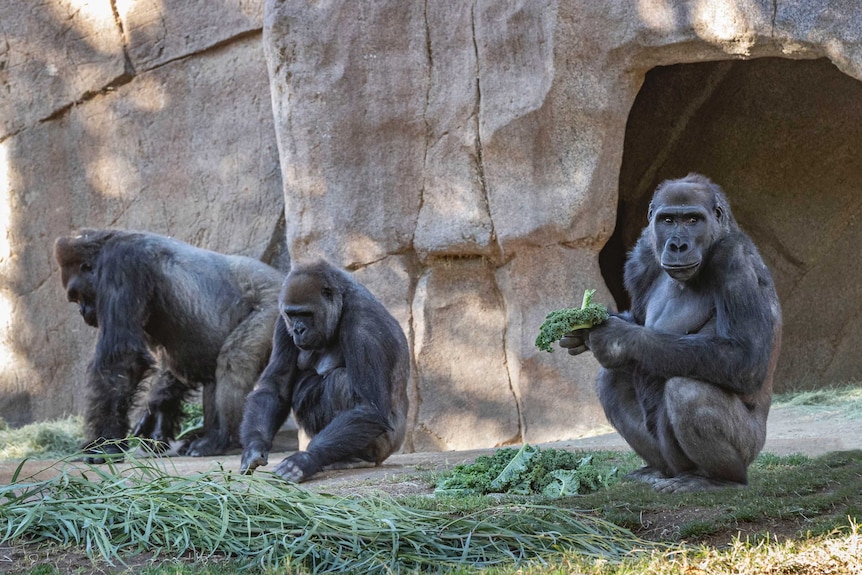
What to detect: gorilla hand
<box><xmin>585</xmin><ymin>315</ymin><xmax>638</xmax><ymax>369</ymax></box>
<box><xmin>131</xmin><ymin>411</ymin><xmax>173</xmax><ymax>453</ymax></box>
<box><xmin>274</xmin><ymin>451</ymin><xmax>322</xmax><ymax>483</ymax></box>
<box><xmin>240</xmin><ymin>442</ymin><xmax>269</xmax><ymax>475</ymax></box>
<box><xmin>559</xmin><ymin>329</ymin><xmax>590</xmax><ymax>356</ymax></box>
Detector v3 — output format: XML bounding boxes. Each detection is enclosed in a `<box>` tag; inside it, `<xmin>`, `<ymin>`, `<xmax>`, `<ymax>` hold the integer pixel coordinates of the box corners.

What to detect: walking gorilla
<box><xmin>240</xmin><ymin>260</ymin><xmax>409</xmax><ymax>483</ymax></box>
<box><xmin>561</xmin><ymin>174</ymin><xmax>782</xmax><ymax>493</ymax></box>
<box><xmin>54</xmin><ymin>229</ymin><xmax>283</xmax><ymax>462</ymax></box>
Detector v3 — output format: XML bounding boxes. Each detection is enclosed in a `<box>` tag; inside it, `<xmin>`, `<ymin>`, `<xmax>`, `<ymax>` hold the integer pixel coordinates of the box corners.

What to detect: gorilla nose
<box><xmin>668</xmin><ymin>238</ymin><xmax>689</xmax><ymax>253</ymax></box>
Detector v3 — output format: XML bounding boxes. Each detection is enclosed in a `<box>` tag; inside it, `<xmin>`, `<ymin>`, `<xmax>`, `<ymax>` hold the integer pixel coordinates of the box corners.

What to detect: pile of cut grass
<box><xmin>0</xmin><ymin>454</ymin><xmax>659</xmax><ymax>573</ymax></box>
<box><xmin>774</xmin><ymin>384</ymin><xmax>862</xmax><ymax>415</ymax></box>
<box><xmin>0</xmin><ymin>416</ymin><xmax>84</xmax><ymax>461</ymax></box>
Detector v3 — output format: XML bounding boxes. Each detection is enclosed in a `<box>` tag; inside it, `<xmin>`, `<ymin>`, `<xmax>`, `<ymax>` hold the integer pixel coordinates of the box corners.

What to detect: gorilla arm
<box><xmin>85</xmin><ymin>240</ymin><xmax>159</xmax><ymax>448</ymax></box>
<box><xmin>239</xmin><ymin>318</ymin><xmax>298</xmax><ymax>474</ymax></box>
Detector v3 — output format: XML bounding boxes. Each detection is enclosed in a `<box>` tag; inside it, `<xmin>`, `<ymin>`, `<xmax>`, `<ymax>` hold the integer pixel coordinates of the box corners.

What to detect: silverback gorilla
<box><xmin>54</xmin><ymin>229</ymin><xmax>283</xmax><ymax>462</ymax></box>
<box><xmin>240</xmin><ymin>260</ymin><xmax>409</xmax><ymax>482</ymax></box>
<box><xmin>561</xmin><ymin>174</ymin><xmax>782</xmax><ymax>493</ymax></box>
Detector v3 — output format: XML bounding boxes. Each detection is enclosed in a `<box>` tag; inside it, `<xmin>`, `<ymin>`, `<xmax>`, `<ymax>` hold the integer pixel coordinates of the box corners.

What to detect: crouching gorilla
<box><xmin>240</xmin><ymin>260</ymin><xmax>409</xmax><ymax>483</ymax></box>
<box><xmin>561</xmin><ymin>174</ymin><xmax>782</xmax><ymax>493</ymax></box>
<box><xmin>54</xmin><ymin>229</ymin><xmax>283</xmax><ymax>462</ymax></box>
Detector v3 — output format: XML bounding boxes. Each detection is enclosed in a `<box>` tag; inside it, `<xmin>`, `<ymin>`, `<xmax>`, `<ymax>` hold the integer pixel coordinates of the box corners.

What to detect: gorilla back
<box><xmin>54</xmin><ymin>229</ymin><xmax>284</xmax><ymax>461</ymax></box>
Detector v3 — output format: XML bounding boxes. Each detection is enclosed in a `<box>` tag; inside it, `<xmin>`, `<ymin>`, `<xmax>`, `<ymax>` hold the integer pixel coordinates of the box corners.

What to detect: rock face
<box><xmin>264</xmin><ymin>0</ymin><xmax>862</xmax><ymax>449</ymax></box>
<box><xmin>0</xmin><ymin>0</ymin><xmax>285</xmax><ymax>426</ymax></box>
<box><xmin>3</xmin><ymin>0</ymin><xmax>862</xmax><ymax>450</ymax></box>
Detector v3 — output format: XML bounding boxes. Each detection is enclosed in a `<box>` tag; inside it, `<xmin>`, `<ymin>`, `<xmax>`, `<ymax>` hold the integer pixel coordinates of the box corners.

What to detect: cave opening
<box><xmin>600</xmin><ymin>57</ymin><xmax>862</xmax><ymax>390</ymax></box>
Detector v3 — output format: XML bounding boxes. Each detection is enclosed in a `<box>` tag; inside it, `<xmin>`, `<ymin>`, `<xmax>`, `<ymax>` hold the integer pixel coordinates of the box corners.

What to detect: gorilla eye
<box><xmin>80</xmin><ymin>262</ymin><xmax>94</xmax><ymax>273</ymax></box>
<box><xmin>321</xmin><ymin>286</ymin><xmax>334</xmax><ymax>300</ymax></box>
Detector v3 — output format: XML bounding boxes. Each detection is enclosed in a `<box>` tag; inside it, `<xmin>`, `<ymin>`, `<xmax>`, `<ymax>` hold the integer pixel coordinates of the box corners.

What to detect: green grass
<box><xmin>0</xmin><ymin>416</ymin><xmax>84</xmax><ymax>461</ymax></box>
<box><xmin>0</xmin><ymin>451</ymin><xmax>657</xmax><ymax>574</ymax></box>
<box><xmin>5</xmin><ymin>384</ymin><xmax>862</xmax><ymax>574</ymax></box>
<box><xmin>4</xmin><ymin>450</ymin><xmax>861</xmax><ymax>574</ymax></box>
<box><xmin>773</xmin><ymin>384</ymin><xmax>862</xmax><ymax>415</ymax></box>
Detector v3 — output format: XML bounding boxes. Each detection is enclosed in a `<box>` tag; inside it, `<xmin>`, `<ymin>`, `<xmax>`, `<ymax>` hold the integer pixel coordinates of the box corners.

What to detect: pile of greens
<box><xmin>535</xmin><ymin>289</ymin><xmax>609</xmax><ymax>353</ymax></box>
<box><xmin>435</xmin><ymin>444</ymin><xmax>621</xmax><ymax>498</ymax></box>
<box><xmin>0</xmin><ymin>416</ymin><xmax>84</xmax><ymax>460</ymax></box>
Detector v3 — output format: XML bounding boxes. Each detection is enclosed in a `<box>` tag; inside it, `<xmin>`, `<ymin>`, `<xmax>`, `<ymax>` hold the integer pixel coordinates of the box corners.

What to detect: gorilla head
<box><xmin>280</xmin><ymin>268</ymin><xmax>343</xmax><ymax>352</ymax></box>
<box><xmin>55</xmin><ymin>229</ymin><xmax>112</xmax><ymax>327</ymax></box>
<box><xmin>647</xmin><ymin>174</ymin><xmax>735</xmax><ymax>282</ymax></box>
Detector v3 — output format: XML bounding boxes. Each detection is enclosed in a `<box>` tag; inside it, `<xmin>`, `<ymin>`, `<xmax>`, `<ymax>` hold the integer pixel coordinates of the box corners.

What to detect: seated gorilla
<box><xmin>240</xmin><ymin>260</ymin><xmax>409</xmax><ymax>483</ymax></box>
<box><xmin>561</xmin><ymin>173</ymin><xmax>782</xmax><ymax>493</ymax></box>
<box><xmin>54</xmin><ymin>229</ymin><xmax>283</xmax><ymax>462</ymax></box>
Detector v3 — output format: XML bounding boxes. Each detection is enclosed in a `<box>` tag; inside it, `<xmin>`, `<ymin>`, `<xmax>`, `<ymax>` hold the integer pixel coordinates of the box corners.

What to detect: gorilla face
<box><xmin>62</xmin><ymin>261</ymin><xmax>99</xmax><ymax>327</ymax></box>
<box><xmin>649</xmin><ymin>183</ymin><xmax>721</xmax><ymax>283</ymax></box>
<box><xmin>280</xmin><ymin>270</ymin><xmax>341</xmax><ymax>351</ymax></box>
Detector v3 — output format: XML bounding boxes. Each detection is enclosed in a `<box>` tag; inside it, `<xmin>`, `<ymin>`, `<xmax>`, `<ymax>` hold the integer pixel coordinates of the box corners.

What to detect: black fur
<box><xmin>54</xmin><ymin>229</ymin><xmax>283</xmax><ymax>462</ymax></box>
<box><xmin>240</xmin><ymin>260</ymin><xmax>409</xmax><ymax>483</ymax></box>
<box><xmin>561</xmin><ymin>174</ymin><xmax>782</xmax><ymax>493</ymax></box>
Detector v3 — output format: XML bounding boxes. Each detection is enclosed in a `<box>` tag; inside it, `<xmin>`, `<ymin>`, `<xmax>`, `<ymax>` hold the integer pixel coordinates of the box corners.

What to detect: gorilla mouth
<box><xmin>661</xmin><ymin>262</ymin><xmax>700</xmax><ymax>281</ymax></box>
<box><xmin>79</xmin><ymin>304</ymin><xmax>98</xmax><ymax>328</ymax></box>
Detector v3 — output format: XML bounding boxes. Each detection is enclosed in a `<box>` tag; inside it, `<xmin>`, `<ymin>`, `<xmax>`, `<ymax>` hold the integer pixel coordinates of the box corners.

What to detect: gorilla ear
<box><xmin>647</xmin><ymin>202</ymin><xmax>656</xmax><ymax>222</ymax></box>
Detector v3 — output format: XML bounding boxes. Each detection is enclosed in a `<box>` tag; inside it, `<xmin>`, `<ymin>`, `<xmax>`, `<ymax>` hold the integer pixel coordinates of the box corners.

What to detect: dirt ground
<box><xmin>0</xmin><ymin>402</ymin><xmax>859</xmax><ymax>574</ymax></box>
<box><xmin>1</xmin><ymin>401</ymin><xmax>858</xmax><ymax>494</ymax></box>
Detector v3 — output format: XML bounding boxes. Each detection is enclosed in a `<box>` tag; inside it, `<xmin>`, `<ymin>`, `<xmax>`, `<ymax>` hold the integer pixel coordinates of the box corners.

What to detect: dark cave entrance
<box><xmin>599</xmin><ymin>57</ymin><xmax>862</xmax><ymax>390</ymax></box>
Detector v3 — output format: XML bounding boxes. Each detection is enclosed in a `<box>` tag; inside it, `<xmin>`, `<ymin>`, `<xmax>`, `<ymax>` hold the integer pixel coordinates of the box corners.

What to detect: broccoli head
<box><xmin>535</xmin><ymin>289</ymin><xmax>609</xmax><ymax>353</ymax></box>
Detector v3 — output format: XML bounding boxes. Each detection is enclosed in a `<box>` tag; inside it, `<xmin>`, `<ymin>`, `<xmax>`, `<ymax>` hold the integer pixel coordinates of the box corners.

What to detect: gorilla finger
<box><xmin>274</xmin><ymin>459</ymin><xmax>306</xmax><ymax>483</ymax></box>
<box><xmin>559</xmin><ymin>332</ymin><xmax>587</xmax><ymax>350</ymax></box>
<box><xmin>275</xmin><ymin>451</ymin><xmax>320</xmax><ymax>483</ymax></box>
<box><xmin>240</xmin><ymin>450</ymin><xmax>268</xmax><ymax>474</ymax></box>
<box><xmin>131</xmin><ymin>413</ymin><xmax>155</xmax><ymax>438</ymax></box>
<box><xmin>566</xmin><ymin>344</ymin><xmax>590</xmax><ymax>356</ymax></box>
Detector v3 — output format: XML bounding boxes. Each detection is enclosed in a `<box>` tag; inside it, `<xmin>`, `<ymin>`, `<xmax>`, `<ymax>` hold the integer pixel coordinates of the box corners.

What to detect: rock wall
<box><xmin>2</xmin><ymin>0</ymin><xmax>862</xmax><ymax>450</ymax></box>
<box><xmin>0</xmin><ymin>0</ymin><xmax>285</xmax><ymax>426</ymax></box>
<box><xmin>264</xmin><ymin>0</ymin><xmax>862</xmax><ymax>449</ymax></box>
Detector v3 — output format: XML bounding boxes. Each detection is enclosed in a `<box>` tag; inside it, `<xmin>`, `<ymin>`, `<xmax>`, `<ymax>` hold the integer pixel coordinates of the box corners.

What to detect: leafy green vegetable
<box><xmin>435</xmin><ymin>444</ymin><xmax>620</xmax><ymax>498</ymax></box>
<box><xmin>177</xmin><ymin>401</ymin><xmax>204</xmax><ymax>440</ymax></box>
<box><xmin>535</xmin><ymin>288</ymin><xmax>609</xmax><ymax>353</ymax></box>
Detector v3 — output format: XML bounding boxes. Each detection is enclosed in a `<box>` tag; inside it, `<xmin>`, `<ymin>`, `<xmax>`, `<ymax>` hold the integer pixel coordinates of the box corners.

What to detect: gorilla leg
<box><xmin>132</xmin><ymin>370</ymin><xmax>189</xmax><ymax>452</ymax></box>
<box><xmin>185</xmin><ymin>309</ymin><xmax>275</xmax><ymax>457</ymax></box>
<box><xmin>655</xmin><ymin>377</ymin><xmax>768</xmax><ymax>494</ymax></box>
<box><xmin>596</xmin><ymin>367</ymin><xmax>671</xmax><ymax>483</ymax></box>
<box><xmin>83</xmin><ymin>351</ymin><xmax>153</xmax><ymax>463</ymax></box>
<box><xmin>275</xmin><ymin>368</ymin><xmax>391</xmax><ymax>482</ymax></box>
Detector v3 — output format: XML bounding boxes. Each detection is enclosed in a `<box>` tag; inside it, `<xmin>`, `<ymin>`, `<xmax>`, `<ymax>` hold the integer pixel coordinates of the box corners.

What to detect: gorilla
<box><xmin>240</xmin><ymin>260</ymin><xmax>409</xmax><ymax>483</ymax></box>
<box><xmin>54</xmin><ymin>229</ymin><xmax>284</xmax><ymax>462</ymax></box>
<box><xmin>561</xmin><ymin>173</ymin><xmax>782</xmax><ymax>493</ymax></box>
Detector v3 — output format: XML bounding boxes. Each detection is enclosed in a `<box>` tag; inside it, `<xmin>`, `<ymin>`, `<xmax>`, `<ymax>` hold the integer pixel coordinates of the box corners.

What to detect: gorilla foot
<box><xmin>81</xmin><ymin>439</ymin><xmax>127</xmax><ymax>464</ymax></box>
<box><xmin>180</xmin><ymin>433</ymin><xmax>229</xmax><ymax>457</ymax></box>
<box><xmin>653</xmin><ymin>473</ymin><xmax>746</xmax><ymax>494</ymax></box>
<box><xmin>274</xmin><ymin>451</ymin><xmax>321</xmax><ymax>483</ymax></box>
<box><xmin>624</xmin><ymin>466</ymin><xmax>668</xmax><ymax>485</ymax></box>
